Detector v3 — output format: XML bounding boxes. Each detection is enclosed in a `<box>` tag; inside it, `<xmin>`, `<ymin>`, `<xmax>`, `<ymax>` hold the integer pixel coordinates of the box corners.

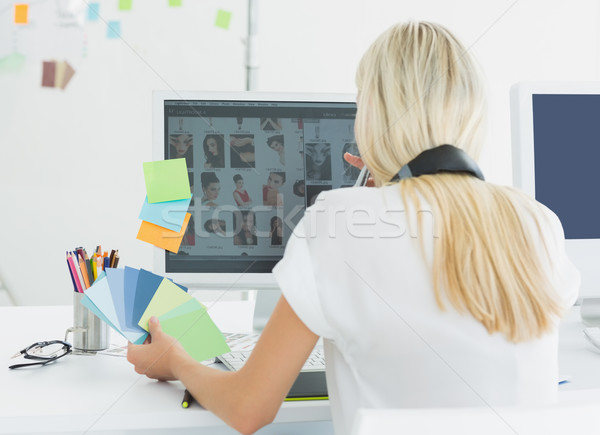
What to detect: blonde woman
<box><xmin>127</xmin><ymin>22</ymin><xmax>579</xmax><ymax>435</ymax></box>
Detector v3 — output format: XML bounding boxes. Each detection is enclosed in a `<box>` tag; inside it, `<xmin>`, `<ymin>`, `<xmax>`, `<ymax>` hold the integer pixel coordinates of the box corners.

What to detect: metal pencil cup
<box><xmin>65</xmin><ymin>292</ymin><xmax>110</xmax><ymax>353</ymax></box>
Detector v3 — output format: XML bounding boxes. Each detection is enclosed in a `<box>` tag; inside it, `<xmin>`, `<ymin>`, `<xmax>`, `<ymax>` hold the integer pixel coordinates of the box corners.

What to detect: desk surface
<box><xmin>0</xmin><ymin>301</ymin><xmax>331</xmax><ymax>435</ymax></box>
<box><xmin>2</xmin><ymin>302</ymin><xmax>600</xmax><ymax>434</ymax></box>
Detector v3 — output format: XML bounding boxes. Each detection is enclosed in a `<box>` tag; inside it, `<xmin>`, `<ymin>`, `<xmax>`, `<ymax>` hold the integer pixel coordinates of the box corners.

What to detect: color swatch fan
<box><xmin>81</xmin><ymin>267</ymin><xmax>230</xmax><ymax>362</ymax></box>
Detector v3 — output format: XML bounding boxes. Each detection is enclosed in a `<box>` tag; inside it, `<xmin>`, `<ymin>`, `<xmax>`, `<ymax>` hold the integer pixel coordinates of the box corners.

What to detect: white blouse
<box><xmin>273</xmin><ymin>184</ymin><xmax>580</xmax><ymax>435</ymax></box>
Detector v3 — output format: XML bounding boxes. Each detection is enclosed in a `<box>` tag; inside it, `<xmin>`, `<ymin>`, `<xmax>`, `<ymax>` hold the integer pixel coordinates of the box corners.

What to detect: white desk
<box><xmin>2</xmin><ymin>303</ymin><xmax>600</xmax><ymax>434</ymax></box>
<box><xmin>557</xmin><ymin>306</ymin><xmax>600</xmax><ymax>402</ymax></box>
<box><xmin>0</xmin><ymin>301</ymin><xmax>332</xmax><ymax>435</ymax></box>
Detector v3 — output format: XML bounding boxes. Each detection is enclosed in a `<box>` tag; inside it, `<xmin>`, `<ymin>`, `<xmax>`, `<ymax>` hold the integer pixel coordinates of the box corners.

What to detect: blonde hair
<box><xmin>355</xmin><ymin>21</ymin><xmax>564</xmax><ymax>342</ymax></box>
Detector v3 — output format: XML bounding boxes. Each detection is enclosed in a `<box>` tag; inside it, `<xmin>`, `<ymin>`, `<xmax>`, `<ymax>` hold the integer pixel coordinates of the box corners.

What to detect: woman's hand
<box><xmin>127</xmin><ymin>316</ymin><xmax>191</xmax><ymax>381</ymax></box>
<box><xmin>343</xmin><ymin>152</ymin><xmax>375</xmax><ymax>186</ymax></box>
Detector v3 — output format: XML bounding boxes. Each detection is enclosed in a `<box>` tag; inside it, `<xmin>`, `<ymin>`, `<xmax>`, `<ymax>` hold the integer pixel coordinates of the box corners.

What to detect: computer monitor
<box><xmin>152</xmin><ymin>91</ymin><xmax>357</xmax><ymax>326</ymax></box>
<box><xmin>510</xmin><ymin>81</ymin><xmax>600</xmax><ymax>301</ymax></box>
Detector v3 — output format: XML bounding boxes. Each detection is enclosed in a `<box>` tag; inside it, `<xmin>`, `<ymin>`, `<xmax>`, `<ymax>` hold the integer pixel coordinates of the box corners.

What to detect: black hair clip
<box><xmin>390</xmin><ymin>144</ymin><xmax>484</xmax><ymax>182</ymax></box>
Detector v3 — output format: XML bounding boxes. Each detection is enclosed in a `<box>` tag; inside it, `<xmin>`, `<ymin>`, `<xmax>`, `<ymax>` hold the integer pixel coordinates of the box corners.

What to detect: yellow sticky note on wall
<box><xmin>215</xmin><ymin>9</ymin><xmax>232</xmax><ymax>30</ymax></box>
<box><xmin>14</xmin><ymin>4</ymin><xmax>28</xmax><ymax>24</ymax></box>
<box><xmin>136</xmin><ymin>213</ymin><xmax>191</xmax><ymax>253</ymax></box>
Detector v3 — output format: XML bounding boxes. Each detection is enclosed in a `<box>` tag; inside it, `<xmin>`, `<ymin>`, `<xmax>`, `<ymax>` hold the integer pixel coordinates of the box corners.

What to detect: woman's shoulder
<box><xmin>309</xmin><ymin>184</ymin><xmax>411</xmax><ymax>211</ymax></box>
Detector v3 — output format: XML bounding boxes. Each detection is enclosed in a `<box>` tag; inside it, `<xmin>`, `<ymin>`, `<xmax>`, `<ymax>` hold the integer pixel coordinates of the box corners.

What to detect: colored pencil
<box><xmin>66</xmin><ymin>251</ymin><xmax>79</xmax><ymax>292</ymax></box>
<box><xmin>69</xmin><ymin>252</ymin><xmax>84</xmax><ymax>293</ymax></box>
<box><xmin>78</xmin><ymin>253</ymin><xmax>91</xmax><ymax>289</ymax></box>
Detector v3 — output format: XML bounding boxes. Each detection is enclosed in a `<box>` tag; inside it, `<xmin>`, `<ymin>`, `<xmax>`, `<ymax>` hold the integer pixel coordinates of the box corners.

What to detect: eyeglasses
<box><xmin>9</xmin><ymin>340</ymin><xmax>72</xmax><ymax>369</ymax></box>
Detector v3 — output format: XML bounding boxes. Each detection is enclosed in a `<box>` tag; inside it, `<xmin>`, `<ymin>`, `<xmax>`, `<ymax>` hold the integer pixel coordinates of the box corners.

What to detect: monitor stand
<box><xmin>580</xmin><ymin>298</ymin><xmax>600</xmax><ymax>327</ymax></box>
<box><xmin>252</xmin><ymin>289</ymin><xmax>281</xmax><ymax>332</ymax></box>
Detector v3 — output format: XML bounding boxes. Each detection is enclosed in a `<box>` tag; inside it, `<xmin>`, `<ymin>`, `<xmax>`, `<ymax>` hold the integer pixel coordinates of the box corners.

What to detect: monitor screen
<box><xmin>531</xmin><ymin>94</ymin><xmax>600</xmax><ymax>239</ymax></box>
<box><xmin>152</xmin><ymin>91</ymin><xmax>357</xmax><ymax>286</ymax></box>
<box><xmin>510</xmin><ymin>82</ymin><xmax>600</xmax><ymax>299</ymax></box>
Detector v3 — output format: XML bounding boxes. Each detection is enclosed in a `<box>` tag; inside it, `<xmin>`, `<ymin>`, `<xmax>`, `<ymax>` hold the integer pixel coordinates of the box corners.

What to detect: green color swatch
<box><xmin>159</xmin><ymin>300</ymin><xmax>230</xmax><ymax>363</ymax></box>
<box><xmin>119</xmin><ymin>0</ymin><xmax>133</xmax><ymax>11</ymax></box>
<box><xmin>160</xmin><ymin>299</ymin><xmax>207</xmax><ymax>322</ymax></box>
<box><xmin>143</xmin><ymin>158</ymin><xmax>190</xmax><ymax>203</ymax></box>
<box><xmin>138</xmin><ymin>278</ymin><xmax>193</xmax><ymax>331</ymax></box>
<box><xmin>168</xmin><ymin>0</ymin><xmax>182</xmax><ymax>7</ymax></box>
<box><xmin>215</xmin><ymin>9</ymin><xmax>232</xmax><ymax>30</ymax></box>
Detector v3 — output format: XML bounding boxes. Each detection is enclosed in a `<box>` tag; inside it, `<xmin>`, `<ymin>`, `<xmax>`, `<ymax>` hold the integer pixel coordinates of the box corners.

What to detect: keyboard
<box><xmin>218</xmin><ymin>332</ymin><xmax>326</xmax><ymax>372</ymax></box>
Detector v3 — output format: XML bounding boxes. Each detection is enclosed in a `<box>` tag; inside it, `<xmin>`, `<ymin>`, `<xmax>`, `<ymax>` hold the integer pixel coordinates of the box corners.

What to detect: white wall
<box><xmin>0</xmin><ymin>0</ymin><xmax>598</xmax><ymax>305</ymax></box>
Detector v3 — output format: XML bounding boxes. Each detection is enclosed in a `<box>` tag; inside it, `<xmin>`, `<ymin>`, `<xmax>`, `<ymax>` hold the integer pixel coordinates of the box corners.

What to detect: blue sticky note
<box><xmin>138</xmin><ymin>195</ymin><xmax>191</xmax><ymax>232</ymax></box>
<box><xmin>123</xmin><ymin>266</ymin><xmax>140</xmax><ymax>330</ymax></box>
<box><xmin>107</xmin><ymin>21</ymin><xmax>121</xmax><ymax>39</ymax></box>
<box><xmin>87</xmin><ymin>3</ymin><xmax>100</xmax><ymax>21</ymax></box>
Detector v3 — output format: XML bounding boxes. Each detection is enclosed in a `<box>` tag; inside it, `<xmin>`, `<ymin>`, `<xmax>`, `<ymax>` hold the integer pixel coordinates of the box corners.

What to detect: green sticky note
<box><xmin>215</xmin><ymin>9</ymin><xmax>232</xmax><ymax>30</ymax></box>
<box><xmin>119</xmin><ymin>0</ymin><xmax>133</xmax><ymax>11</ymax></box>
<box><xmin>159</xmin><ymin>301</ymin><xmax>230</xmax><ymax>362</ymax></box>
<box><xmin>138</xmin><ymin>278</ymin><xmax>193</xmax><ymax>331</ymax></box>
<box><xmin>168</xmin><ymin>0</ymin><xmax>182</xmax><ymax>6</ymax></box>
<box><xmin>143</xmin><ymin>158</ymin><xmax>190</xmax><ymax>203</ymax></box>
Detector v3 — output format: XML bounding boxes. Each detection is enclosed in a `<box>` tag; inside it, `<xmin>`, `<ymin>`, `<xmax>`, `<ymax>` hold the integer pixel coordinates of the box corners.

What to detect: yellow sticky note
<box><xmin>138</xmin><ymin>278</ymin><xmax>192</xmax><ymax>331</ymax></box>
<box><xmin>14</xmin><ymin>4</ymin><xmax>28</xmax><ymax>24</ymax></box>
<box><xmin>143</xmin><ymin>158</ymin><xmax>190</xmax><ymax>203</ymax></box>
<box><xmin>215</xmin><ymin>9</ymin><xmax>231</xmax><ymax>30</ymax></box>
<box><xmin>136</xmin><ymin>213</ymin><xmax>191</xmax><ymax>253</ymax></box>
<box><xmin>119</xmin><ymin>0</ymin><xmax>133</xmax><ymax>11</ymax></box>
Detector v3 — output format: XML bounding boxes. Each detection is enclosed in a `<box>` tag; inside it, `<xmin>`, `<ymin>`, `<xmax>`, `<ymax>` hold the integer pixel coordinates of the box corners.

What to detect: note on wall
<box><xmin>14</xmin><ymin>4</ymin><xmax>29</xmax><ymax>24</ymax></box>
<box><xmin>87</xmin><ymin>3</ymin><xmax>100</xmax><ymax>21</ymax></box>
<box><xmin>41</xmin><ymin>60</ymin><xmax>75</xmax><ymax>90</ymax></box>
<box><xmin>119</xmin><ymin>0</ymin><xmax>133</xmax><ymax>11</ymax></box>
<box><xmin>107</xmin><ymin>21</ymin><xmax>121</xmax><ymax>39</ymax></box>
<box><xmin>41</xmin><ymin>61</ymin><xmax>56</xmax><ymax>88</ymax></box>
<box><xmin>169</xmin><ymin>0</ymin><xmax>183</xmax><ymax>7</ymax></box>
<box><xmin>215</xmin><ymin>9</ymin><xmax>232</xmax><ymax>30</ymax></box>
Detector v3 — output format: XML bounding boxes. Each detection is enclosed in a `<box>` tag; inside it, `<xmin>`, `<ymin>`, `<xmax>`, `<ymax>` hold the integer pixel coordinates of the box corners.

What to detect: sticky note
<box><xmin>0</xmin><ymin>53</ymin><xmax>26</xmax><ymax>73</ymax></box>
<box><xmin>143</xmin><ymin>158</ymin><xmax>190</xmax><ymax>203</ymax></box>
<box><xmin>168</xmin><ymin>0</ymin><xmax>182</xmax><ymax>6</ymax></box>
<box><xmin>138</xmin><ymin>278</ymin><xmax>193</xmax><ymax>331</ymax></box>
<box><xmin>138</xmin><ymin>195</ymin><xmax>191</xmax><ymax>232</ymax></box>
<box><xmin>119</xmin><ymin>0</ymin><xmax>133</xmax><ymax>11</ymax></box>
<box><xmin>41</xmin><ymin>61</ymin><xmax>55</xmax><ymax>88</ymax></box>
<box><xmin>137</xmin><ymin>213</ymin><xmax>191</xmax><ymax>253</ymax></box>
<box><xmin>107</xmin><ymin>21</ymin><xmax>121</xmax><ymax>39</ymax></box>
<box><xmin>159</xmin><ymin>300</ymin><xmax>230</xmax><ymax>362</ymax></box>
<box><xmin>87</xmin><ymin>3</ymin><xmax>100</xmax><ymax>21</ymax></box>
<box><xmin>215</xmin><ymin>9</ymin><xmax>232</xmax><ymax>30</ymax></box>
<box><xmin>14</xmin><ymin>4</ymin><xmax>28</xmax><ymax>24</ymax></box>
<box><xmin>59</xmin><ymin>61</ymin><xmax>75</xmax><ymax>90</ymax></box>
<box><xmin>53</xmin><ymin>61</ymin><xmax>66</xmax><ymax>88</ymax></box>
